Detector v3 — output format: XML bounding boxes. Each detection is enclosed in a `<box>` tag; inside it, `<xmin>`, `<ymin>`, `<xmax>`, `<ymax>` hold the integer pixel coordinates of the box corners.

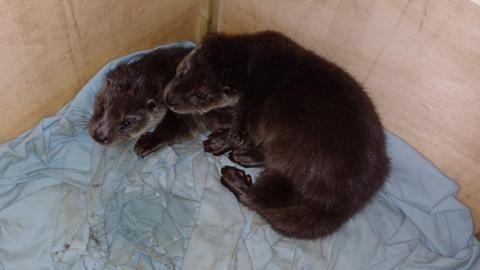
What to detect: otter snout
<box><xmin>92</xmin><ymin>125</ymin><xmax>112</xmax><ymax>144</ymax></box>
<box><xmin>164</xmin><ymin>93</ymin><xmax>177</xmax><ymax>107</ymax></box>
<box><xmin>163</xmin><ymin>82</ymin><xmax>176</xmax><ymax>108</ymax></box>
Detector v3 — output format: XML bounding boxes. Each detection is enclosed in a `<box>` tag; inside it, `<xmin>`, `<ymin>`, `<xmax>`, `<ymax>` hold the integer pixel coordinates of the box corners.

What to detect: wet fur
<box><xmin>164</xmin><ymin>31</ymin><xmax>390</xmax><ymax>239</ymax></box>
<box><xmin>88</xmin><ymin>47</ymin><xmax>233</xmax><ymax>156</ymax></box>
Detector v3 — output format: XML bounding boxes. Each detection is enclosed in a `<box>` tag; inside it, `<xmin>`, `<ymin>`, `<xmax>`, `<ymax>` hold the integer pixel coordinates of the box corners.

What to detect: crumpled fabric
<box><xmin>0</xmin><ymin>42</ymin><xmax>478</xmax><ymax>270</ymax></box>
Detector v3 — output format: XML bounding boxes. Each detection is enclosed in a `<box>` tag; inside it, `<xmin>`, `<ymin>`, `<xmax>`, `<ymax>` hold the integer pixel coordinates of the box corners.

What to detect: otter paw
<box><xmin>228</xmin><ymin>131</ymin><xmax>249</xmax><ymax>148</ymax></box>
<box><xmin>229</xmin><ymin>149</ymin><xmax>264</xmax><ymax>168</ymax></box>
<box><xmin>203</xmin><ymin>129</ymin><xmax>232</xmax><ymax>155</ymax></box>
<box><xmin>134</xmin><ymin>133</ymin><xmax>163</xmax><ymax>157</ymax></box>
<box><xmin>220</xmin><ymin>166</ymin><xmax>252</xmax><ymax>197</ymax></box>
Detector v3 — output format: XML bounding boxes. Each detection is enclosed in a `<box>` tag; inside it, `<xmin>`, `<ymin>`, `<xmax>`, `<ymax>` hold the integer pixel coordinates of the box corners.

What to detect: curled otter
<box><xmin>164</xmin><ymin>31</ymin><xmax>390</xmax><ymax>239</ymax></box>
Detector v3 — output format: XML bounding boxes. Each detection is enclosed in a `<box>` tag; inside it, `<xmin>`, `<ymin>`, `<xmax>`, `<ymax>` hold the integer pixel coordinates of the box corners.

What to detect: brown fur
<box><xmin>88</xmin><ymin>47</ymin><xmax>233</xmax><ymax>157</ymax></box>
<box><xmin>164</xmin><ymin>31</ymin><xmax>390</xmax><ymax>239</ymax></box>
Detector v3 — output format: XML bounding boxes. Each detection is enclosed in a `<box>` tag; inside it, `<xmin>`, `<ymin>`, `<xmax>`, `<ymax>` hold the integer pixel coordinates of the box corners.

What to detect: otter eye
<box><xmin>190</xmin><ymin>92</ymin><xmax>207</xmax><ymax>105</ymax></box>
<box><xmin>122</xmin><ymin>115</ymin><xmax>139</xmax><ymax>129</ymax></box>
<box><xmin>194</xmin><ymin>92</ymin><xmax>207</xmax><ymax>100</ymax></box>
<box><xmin>120</xmin><ymin>120</ymin><xmax>130</xmax><ymax>129</ymax></box>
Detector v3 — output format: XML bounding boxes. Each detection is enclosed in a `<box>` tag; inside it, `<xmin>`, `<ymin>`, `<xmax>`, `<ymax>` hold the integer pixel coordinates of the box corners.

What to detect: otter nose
<box><xmin>94</xmin><ymin>129</ymin><xmax>110</xmax><ymax>144</ymax></box>
<box><xmin>164</xmin><ymin>94</ymin><xmax>176</xmax><ymax>107</ymax></box>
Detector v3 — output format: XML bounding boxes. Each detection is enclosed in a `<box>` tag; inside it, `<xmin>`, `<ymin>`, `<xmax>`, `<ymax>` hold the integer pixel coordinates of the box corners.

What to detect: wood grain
<box><xmin>0</xmin><ymin>0</ymin><xmax>207</xmax><ymax>142</ymax></box>
<box><xmin>217</xmin><ymin>0</ymin><xmax>480</xmax><ymax>232</ymax></box>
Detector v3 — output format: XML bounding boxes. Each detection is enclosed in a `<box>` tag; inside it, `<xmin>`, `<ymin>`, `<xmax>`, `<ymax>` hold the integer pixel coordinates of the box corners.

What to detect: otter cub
<box><xmin>163</xmin><ymin>31</ymin><xmax>389</xmax><ymax>239</ymax></box>
<box><xmin>89</xmin><ymin>47</ymin><xmax>232</xmax><ymax>157</ymax></box>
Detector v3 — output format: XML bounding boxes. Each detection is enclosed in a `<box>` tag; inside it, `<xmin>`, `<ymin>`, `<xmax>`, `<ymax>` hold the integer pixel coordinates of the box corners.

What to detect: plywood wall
<box><xmin>216</xmin><ymin>0</ymin><xmax>480</xmax><ymax>232</ymax></box>
<box><xmin>0</xmin><ymin>0</ymin><xmax>209</xmax><ymax>142</ymax></box>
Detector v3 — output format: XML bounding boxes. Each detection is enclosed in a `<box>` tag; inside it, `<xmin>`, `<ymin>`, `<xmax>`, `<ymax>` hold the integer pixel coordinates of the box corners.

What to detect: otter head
<box><xmin>163</xmin><ymin>44</ymin><xmax>240</xmax><ymax>115</ymax></box>
<box><xmin>88</xmin><ymin>65</ymin><xmax>167</xmax><ymax>145</ymax></box>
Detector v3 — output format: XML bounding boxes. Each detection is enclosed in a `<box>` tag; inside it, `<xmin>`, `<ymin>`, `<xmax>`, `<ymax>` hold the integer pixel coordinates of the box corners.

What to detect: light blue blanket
<box><xmin>0</xmin><ymin>42</ymin><xmax>478</xmax><ymax>270</ymax></box>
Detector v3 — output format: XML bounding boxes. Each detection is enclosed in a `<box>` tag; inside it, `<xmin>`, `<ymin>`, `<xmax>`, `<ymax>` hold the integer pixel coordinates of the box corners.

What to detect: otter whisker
<box><xmin>77</xmin><ymin>123</ymin><xmax>89</xmax><ymax>129</ymax></box>
<box><xmin>74</xmin><ymin>118</ymin><xmax>90</xmax><ymax>124</ymax></box>
<box><xmin>72</xmin><ymin>115</ymin><xmax>91</xmax><ymax>121</ymax></box>
<box><xmin>69</xmin><ymin>116</ymin><xmax>91</xmax><ymax>124</ymax></box>
<box><xmin>85</xmin><ymin>90</ymin><xmax>98</xmax><ymax>100</ymax></box>
<box><xmin>70</xmin><ymin>107</ymin><xmax>92</xmax><ymax>115</ymax></box>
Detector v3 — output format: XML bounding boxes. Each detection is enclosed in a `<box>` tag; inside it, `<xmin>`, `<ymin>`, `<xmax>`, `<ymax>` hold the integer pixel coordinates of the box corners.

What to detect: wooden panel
<box><xmin>217</xmin><ymin>0</ymin><xmax>480</xmax><ymax>232</ymax></box>
<box><xmin>0</xmin><ymin>0</ymin><xmax>208</xmax><ymax>142</ymax></box>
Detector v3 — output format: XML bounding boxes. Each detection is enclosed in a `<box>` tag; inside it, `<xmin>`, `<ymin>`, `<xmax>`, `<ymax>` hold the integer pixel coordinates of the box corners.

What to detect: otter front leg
<box><xmin>203</xmin><ymin>128</ymin><xmax>233</xmax><ymax>156</ymax></box>
<box><xmin>134</xmin><ymin>131</ymin><xmax>164</xmax><ymax>157</ymax></box>
<box><xmin>204</xmin><ymin>129</ymin><xmax>264</xmax><ymax>167</ymax></box>
<box><xmin>202</xmin><ymin>105</ymin><xmax>247</xmax><ymax>156</ymax></box>
<box><xmin>227</xmin><ymin>123</ymin><xmax>264</xmax><ymax>167</ymax></box>
<box><xmin>228</xmin><ymin>106</ymin><xmax>250</xmax><ymax>150</ymax></box>
<box><xmin>220</xmin><ymin>166</ymin><xmax>252</xmax><ymax>202</ymax></box>
<box><xmin>229</xmin><ymin>148</ymin><xmax>264</xmax><ymax>167</ymax></box>
<box><xmin>134</xmin><ymin>111</ymin><xmax>193</xmax><ymax>157</ymax></box>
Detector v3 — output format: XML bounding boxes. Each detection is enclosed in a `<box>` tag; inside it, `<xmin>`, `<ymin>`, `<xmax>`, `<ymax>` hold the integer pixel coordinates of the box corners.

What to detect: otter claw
<box><xmin>203</xmin><ymin>129</ymin><xmax>232</xmax><ymax>155</ymax></box>
<box><xmin>229</xmin><ymin>149</ymin><xmax>264</xmax><ymax>167</ymax></box>
<box><xmin>134</xmin><ymin>133</ymin><xmax>162</xmax><ymax>157</ymax></box>
<box><xmin>220</xmin><ymin>166</ymin><xmax>252</xmax><ymax>197</ymax></box>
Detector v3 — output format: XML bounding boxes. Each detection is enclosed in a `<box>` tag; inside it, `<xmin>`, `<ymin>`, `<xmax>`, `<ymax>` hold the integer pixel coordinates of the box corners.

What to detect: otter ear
<box><xmin>146</xmin><ymin>99</ymin><xmax>158</xmax><ymax>111</ymax></box>
<box><xmin>179</xmin><ymin>47</ymin><xmax>198</xmax><ymax>72</ymax></box>
<box><xmin>106</xmin><ymin>76</ymin><xmax>113</xmax><ymax>87</ymax></box>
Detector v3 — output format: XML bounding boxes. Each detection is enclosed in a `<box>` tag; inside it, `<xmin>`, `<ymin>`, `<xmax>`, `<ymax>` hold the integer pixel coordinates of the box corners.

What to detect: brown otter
<box><xmin>88</xmin><ymin>47</ymin><xmax>232</xmax><ymax>157</ymax></box>
<box><xmin>163</xmin><ymin>31</ymin><xmax>390</xmax><ymax>239</ymax></box>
